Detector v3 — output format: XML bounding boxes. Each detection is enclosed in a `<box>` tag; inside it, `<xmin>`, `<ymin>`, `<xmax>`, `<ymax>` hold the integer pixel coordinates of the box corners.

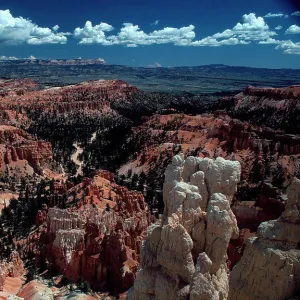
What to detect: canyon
<box><xmin>0</xmin><ymin>78</ymin><xmax>299</xmax><ymax>299</ymax></box>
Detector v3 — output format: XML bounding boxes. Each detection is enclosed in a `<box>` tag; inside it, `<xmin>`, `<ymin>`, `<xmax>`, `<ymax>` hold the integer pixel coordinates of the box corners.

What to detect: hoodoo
<box><xmin>128</xmin><ymin>154</ymin><xmax>241</xmax><ymax>299</ymax></box>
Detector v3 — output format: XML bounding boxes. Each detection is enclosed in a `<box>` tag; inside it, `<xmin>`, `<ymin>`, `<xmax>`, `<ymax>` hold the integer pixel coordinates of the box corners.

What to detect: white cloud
<box><xmin>264</xmin><ymin>13</ymin><xmax>288</xmax><ymax>18</ymax></box>
<box><xmin>151</xmin><ymin>20</ymin><xmax>159</xmax><ymax>26</ymax></box>
<box><xmin>0</xmin><ymin>55</ymin><xmax>18</xmax><ymax>60</ymax></box>
<box><xmin>0</xmin><ymin>9</ymin><xmax>69</xmax><ymax>45</ymax></box>
<box><xmin>285</xmin><ymin>25</ymin><xmax>300</xmax><ymax>34</ymax></box>
<box><xmin>76</xmin><ymin>17</ymin><xmax>269</xmax><ymax>48</ymax></box>
<box><xmin>239</xmin><ymin>40</ymin><xmax>251</xmax><ymax>45</ymax></box>
<box><xmin>213</xmin><ymin>13</ymin><xmax>276</xmax><ymax>42</ymax></box>
<box><xmin>276</xmin><ymin>40</ymin><xmax>300</xmax><ymax>54</ymax></box>
<box><xmin>27</xmin><ymin>33</ymin><xmax>68</xmax><ymax>45</ymax></box>
<box><xmin>148</xmin><ymin>62</ymin><xmax>162</xmax><ymax>68</ymax></box>
<box><xmin>74</xmin><ymin>21</ymin><xmax>114</xmax><ymax>45</ymax></box>
<box><xmin>1</xmin><ymin>9</ymin><xmax>296</xmax><ymax>56</ymax></box>
<box><xmin>192</xmin><ymin>37</ymin><xmax>240</xmax><ymax>47</ymax></box>
<box><xmin>191</xmin><ymin>13</ymin><xmax>277</xmax><ymax>47</ymax></box>
<box><xmin>291</xmin><ymin>11</ymin><xmax>300</xmax><ymax>16</ymax></box>
<box><xmin>96</xmin><ymin>58</ymin><xmax>105</xmax><ymax>63</ymax></box>
<box><xmin>74</xmin><ymin>13</ymin><xmax>300</xmax><ymax>54</ymax></box>
<box><xmin>258</xmin><ymin>38</ymin><xmax>281</xmax><ymax>44</ymax></box>
<box><xmin>30</xmin><ymin>27</ymin><xmax>52</xmax><ymax>37</ymax></box>
<box><xmin>74</xmin><ymin>21</ymin><xmax>196</xmax><ymax>46</ymax></box>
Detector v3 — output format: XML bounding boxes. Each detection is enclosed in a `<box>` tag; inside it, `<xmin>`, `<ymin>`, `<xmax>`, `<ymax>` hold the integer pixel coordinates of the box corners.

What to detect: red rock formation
<box><xmin>17</xmin><ymin>280</ymin><xmax>53</xmax><ymax>299</ymax></box>
<box><xmin>0</xmin><ymin>79</ymin><xmax>38</xmax><ymax>98</ymax></box>
<box><xmin>0</xmin><ymin>79</ymin><xmax>138</xmax><ymax>116</ymax></box>
<box><xmin>218</xmin><ymin>118</ymin><xmax>300</xmax><ymax>155</ymax></box>
<box><xmin>0</xmin><ymin>125</ymin><xmax>52</xmax><ymax>175</ymax></box>
<box><xmin>34</xmin><ymin>172</ymin><xmax>151</xmax><ymax>292</ymax></box>
<box><xmin>0</xmin><ymin>252</ymin><xmax>25</xmax><ymax>295</ymax></box>
<box><xmin>219</xmin><ymin>85</ymin><xmax>300</xmax><ymax>135</ymax></box>
<box><xmin>118</xmin><ymin>113</ymin><xmax>300</xmax><ymax>269</ymax></box>
<box><xmin>243</xmin><ymin>85</ymin><xmax>300</xmax><ymax>100</ymax></box>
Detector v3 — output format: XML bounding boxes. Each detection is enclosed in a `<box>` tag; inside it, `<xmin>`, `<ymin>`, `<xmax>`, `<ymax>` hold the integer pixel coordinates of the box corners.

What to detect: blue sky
<box><xmin>0</xmin><ymin>0</ymin><xmax>300</xmax><ymax>68</ymax></box>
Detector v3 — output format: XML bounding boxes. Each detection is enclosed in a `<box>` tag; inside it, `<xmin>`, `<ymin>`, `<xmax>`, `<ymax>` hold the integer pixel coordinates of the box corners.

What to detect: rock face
<box><xmin>0</xmin><ymin>252</ymin><xmax>25</xmax><ymax>296</ymax></box>
<box><xmin>17</xmin><ymin>280</ymin><xmax>54</xmax><ymax>300</ymax></box>
<box><xmin>128</xmin><ymin>154</ymin><xmax>241</xmax><ymax>299</ymax></box>
<box><xmin>0</xmin><ymin>79</ymin><xmax>138</xmax><ymax>115</ymax></box>
<box><xmin>228</xmin><ymin>177</ymin><xmax>300</xmax><ymax>300</ymax></box>
<box><xmin>0</xmin><ymin>125</ymin><xmax>52</xmax><ymax>176</ymax></box>
<box><xmin>219</xmin><ymin>85</ymin><xmax>300</xmax><ymax>134</ymax></box>
<box><xmin>119</xmin><ymin>112</ymin><xmax>300</xmax><ymax>268</ymax></box>
<box><xmin>35</xmin><ymin>172</ymin><xmax>151</xmax><ymax>292</ymax></box>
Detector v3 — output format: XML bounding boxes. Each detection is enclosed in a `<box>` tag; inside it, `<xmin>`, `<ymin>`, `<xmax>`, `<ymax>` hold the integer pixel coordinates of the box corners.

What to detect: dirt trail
<box><xmin>71</xmin><ymin>131</ymin><xmax>97</xmax><ymax>176</ymax></box>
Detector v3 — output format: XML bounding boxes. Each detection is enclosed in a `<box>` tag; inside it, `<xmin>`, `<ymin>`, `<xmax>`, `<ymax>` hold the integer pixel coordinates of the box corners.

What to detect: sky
<box><xmin>0</xmin><ymin>0</ymin><xmax>300</xmax><ymax>68</ymax></box>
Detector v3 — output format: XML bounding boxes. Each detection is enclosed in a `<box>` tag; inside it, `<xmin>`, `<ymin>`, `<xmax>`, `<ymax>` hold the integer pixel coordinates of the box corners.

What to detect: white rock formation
<box><xmin>47</xmin><ymin>205</ymin><xmax>119</xmax><ymax>266</ymax></box>
<box><xmin>128</xmin><ymin>155</ymin><xmax>241</xmax><ymax>300</ymax></box>
<box><xmin>228</xmin><ymin>177</ymin><xmax>300</xmax><ymax>300</ymax></box>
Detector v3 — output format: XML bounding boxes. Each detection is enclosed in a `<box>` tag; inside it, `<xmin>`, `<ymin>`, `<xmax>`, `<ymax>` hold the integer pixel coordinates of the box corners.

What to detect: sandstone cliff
<box><xmin>228</xmin><ymin>177</ymin><xmax>300</xmax><ymax>300</ymax></box>
<box><xmin>128</xmin><ymin>154</ymin><xmax>241</xmax><ymax>299</ymax></box>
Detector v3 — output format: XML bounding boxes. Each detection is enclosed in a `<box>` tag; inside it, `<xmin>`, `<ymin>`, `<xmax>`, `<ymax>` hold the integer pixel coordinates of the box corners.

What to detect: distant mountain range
<box><xmin>0</xmin><ymin>59</ymin><xmax>300</xmax><ymax>93</ymax></box>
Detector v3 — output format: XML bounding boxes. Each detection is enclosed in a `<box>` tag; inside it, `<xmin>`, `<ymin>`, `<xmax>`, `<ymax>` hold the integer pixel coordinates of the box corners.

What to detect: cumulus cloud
<box><xmin>190</xmin><ymin>13</ymin><xmax>300</xmax><ymax>54</ymax></box>
<box><xmin>192</xmin><ymin>37</ymin><xmax>240</xmax><ymax>47</ymax></box>
<box><xmin>276</xmin><ymin>40</ymin><xmax>300</xmax><ymax>54</ymax></box>
<box><xmin>75</xmin><ymin>14</ymin><xmax>275</xmax><ymax>48</ymax></box>
<box><xmin>258</xmin><ymin>38</ymin><xmax>281</xmax><ymax>44</ymax></box>
<box><xmin>73</xmin><ymin>13</ymin><xmax>300</xmax><ymax>55</ymax></box>
<box><xmin>0</xmin><ymin>9</ymin><xmax>69</xmax><ymax>45</ymax></box>
<box><xmin>190</xmin><ymin>13</ymin><xmax>277</xmax><ymax>47</ymax></box>
<box><xmin>74</xmin><ymin>21</ymin><xmax>196</xmax><ymax>46</ymax></box>
<box><xmin>291</xmin><ymin>11</ymin><xmax>300</xmax><ymax>16</ymax></box>
<box><xmin>74</xmin><ymin>21</ymin><xmax>114</xmax><ymax>45</ymax></box>
<box><xmin>2</xmin><ymin>9</ymin><xmax>298</xmax><ymax>55</ymax></box>
<box><xmin>264</xmin><ymin>12</ymin><xmax>288</xmax><ymax>18</ymax></box>
<box><xmin>285</xmin><ymin>25</ymin><xmax>300</xmax><ymax>34</ymax></box>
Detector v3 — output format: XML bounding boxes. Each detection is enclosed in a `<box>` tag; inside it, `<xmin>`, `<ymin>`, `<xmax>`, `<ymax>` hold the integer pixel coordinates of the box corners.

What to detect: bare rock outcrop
<box><xmin>17</xmin><ymin>280</ymin><xmax>54</xmax><ymax>300</ymax></box>
<box><xmin>0</xmin><ymin>252</ymin><xmax>25</xmax><ymax>292</ymax></box>
<box><xmin>0</xmin><ymin>125</ymin><xmax>53</xmax><ymax>176</ymax></box>
<box><xmin>228</xmin><ymin>177</ymin><xmax>300</xmax><ymax>300</ymax></box>
<box><xmin>35</xmin><ymin>172</ymin><xmax>151</xmax><ymax>292</ymax></box>
<box><xmin>128</xmin><ymin>154</ymin><xmax>241</xmax><ymax>299</ymax></box>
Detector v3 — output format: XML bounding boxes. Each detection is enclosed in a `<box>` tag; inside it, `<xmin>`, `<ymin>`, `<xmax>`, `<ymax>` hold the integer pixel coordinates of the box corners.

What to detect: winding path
<box><xmin>71</xmin><ymin>131</ymin><xmax>97</xmax><ymax>176</ymax></box>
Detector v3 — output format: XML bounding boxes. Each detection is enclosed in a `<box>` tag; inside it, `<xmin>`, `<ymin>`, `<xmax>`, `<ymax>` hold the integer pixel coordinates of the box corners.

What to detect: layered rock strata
<box><xmin>128</xmin><ymin>154</ymin><xmax>241</xmax><ymax>299</ymax></box>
